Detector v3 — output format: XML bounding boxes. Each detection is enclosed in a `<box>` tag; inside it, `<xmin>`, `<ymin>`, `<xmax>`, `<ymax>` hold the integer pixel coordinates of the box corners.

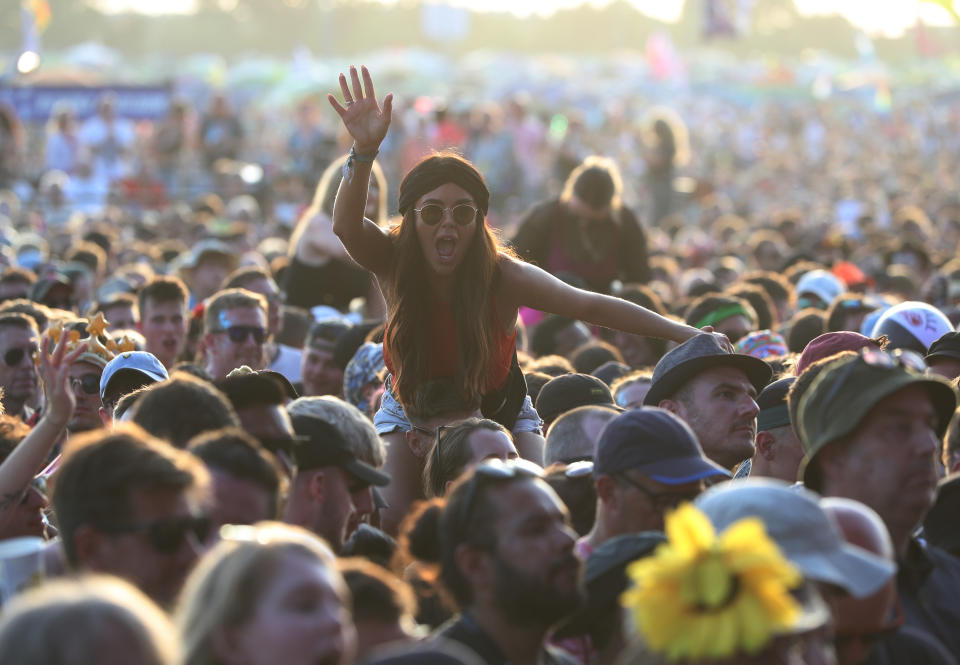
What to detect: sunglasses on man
<box><xmin>69</xmin><ymin>373</ymin><xmax>101</xmax><ymax>395</ymax></box>
<box><xmin>211</xmin><ymin>325</ymin><xmax>267</xmax><ymax>345</ymax></box>
<box><xmin>3</xmin><ymin>345</ymin><xmax>38</xmax><ymax>367</ymax></box>
<box><xmin>99</xmin><ymin>514</ymin><xmax>211</xmax><ymax>555</ymax></box>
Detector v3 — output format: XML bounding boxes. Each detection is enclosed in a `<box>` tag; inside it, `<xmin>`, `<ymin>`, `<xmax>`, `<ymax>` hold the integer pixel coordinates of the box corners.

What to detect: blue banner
<box><xmin>0</xmin><ymin>84</ymin><xmax>172</xmax><ymax>123</ymax></box>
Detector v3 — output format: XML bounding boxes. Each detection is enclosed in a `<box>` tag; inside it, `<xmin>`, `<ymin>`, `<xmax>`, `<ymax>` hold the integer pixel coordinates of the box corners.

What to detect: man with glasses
<box><xmin>202</xmin><ymin>288</ymin><xmax>269</xmax><ymax>380</ymax></box>
<box><xmin>67</xmin><ymin>343</ymin><xmax>111</xmax><ymax>434</ymax></box>
<box><xmin>51</xmin><ymin>424</ymin><xmax>211</xmax><ymax>607</ymax></box>
<box><xmin>796</xmin><ymin>348</ymin><xmax>960</xmax><ymax>654</ymax></box>
<box><xmin>0</xmin><ymin>313</ymin><xmax>40</xmax><ymax>421</ymax></box>
<box><xmin>579</xmin><ymin>408</ymin><xmax>729</xmax><ymax>559</ymax></box>
<box><xmin>223</xmin><ymin>266</ymin><xmax>303</xmax><ymax>384</ymax></box>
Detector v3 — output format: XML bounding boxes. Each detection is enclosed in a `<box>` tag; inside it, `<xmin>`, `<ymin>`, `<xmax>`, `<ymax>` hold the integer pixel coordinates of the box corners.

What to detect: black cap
<box><xmin>594</xmin><ymin>408</ymin><xmax>730</xmax><ymax>484</ymax></box>
<box><xmin>644</xmin><ymin>333</ymin><xmax>771</xmax><ymax>406</ymax></box>
<box><xmin>536</xmin><ymin>373</ymin><xmax>617</xmax><ymax>424</ymax></box>
<box><xmin>757</xmin><ymin>376</ymin><xmax>795</xmax><ymax>432</ymax></box>
<box><xmin>290</xmin><ymin>414</ymin><xmax>390</xmax><ymax>487</ymax></box>
<box><xmin>925</xmin><ymin>331</ymin><xmax>960</xmax><ymax>365</ymax></box>
<box><xmin>592</xmin><ymin>361</ymin><xmax>631</xmax><ymax>386</ymax></box>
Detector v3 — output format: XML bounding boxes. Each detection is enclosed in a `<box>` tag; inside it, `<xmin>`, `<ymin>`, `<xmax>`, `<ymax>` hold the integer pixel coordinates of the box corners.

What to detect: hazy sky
<box><xmin>95</xmin><ymin>0</ymin><xmax>955</xmax><ymax>38</ymax></box>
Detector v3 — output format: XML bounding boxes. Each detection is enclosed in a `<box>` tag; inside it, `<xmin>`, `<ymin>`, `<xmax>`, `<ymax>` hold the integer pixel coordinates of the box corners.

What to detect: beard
<box><xmin>491</xmin><ymin>550</ymin><xmax>583</xmax><ymax>627</ymax></box>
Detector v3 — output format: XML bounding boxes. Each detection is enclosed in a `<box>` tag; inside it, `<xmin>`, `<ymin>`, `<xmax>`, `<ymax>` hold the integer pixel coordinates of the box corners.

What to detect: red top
<box><xmin>384</xmin><ymin>298</ymin><xmax>516</xmax><ymax>393</ymax></box>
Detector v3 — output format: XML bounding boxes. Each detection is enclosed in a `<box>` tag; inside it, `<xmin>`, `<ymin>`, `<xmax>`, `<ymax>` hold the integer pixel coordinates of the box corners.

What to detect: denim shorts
<box><xmin>373</xmin><ymin>375</ymin><xmax>542</xmax><ymax>436</ymax></box>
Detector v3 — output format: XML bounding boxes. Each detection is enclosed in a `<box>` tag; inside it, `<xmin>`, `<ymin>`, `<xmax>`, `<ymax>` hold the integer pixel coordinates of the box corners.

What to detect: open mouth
<box><xmin>436</xmin><ymin>237</ymin><xmax>457</xmax><ymax>263</ymax></box>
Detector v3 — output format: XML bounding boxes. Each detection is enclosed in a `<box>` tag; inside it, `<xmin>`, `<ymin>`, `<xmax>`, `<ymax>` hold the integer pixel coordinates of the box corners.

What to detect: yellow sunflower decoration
<box><xmin>621</xmin><ymin>503</ymin><xmax>802</xmax><ymax>662</ymax></box>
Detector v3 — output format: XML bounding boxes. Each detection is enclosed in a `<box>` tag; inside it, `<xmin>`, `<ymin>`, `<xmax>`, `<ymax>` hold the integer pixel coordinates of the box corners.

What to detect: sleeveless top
<box><xmin>383</xmin><ymin>297</ymin><xmax>517</xmax><ymax>393</ymax></box>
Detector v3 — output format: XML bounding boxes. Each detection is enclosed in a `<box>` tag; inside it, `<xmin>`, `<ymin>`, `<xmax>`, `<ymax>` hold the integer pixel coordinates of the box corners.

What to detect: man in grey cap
<box><xmin>796</xmin><ymin>349</ymin><xmax>960</xmax><ymax>653</ymax></box>
<box><xmin>644</xmin><ymin>332</ymin><xmax>771</xmax><ymax>470</ymax></box>
<box><xmin>579</xmin><ymin>408</ymin><xmax>730</xmax><ymax>559</ymax></box>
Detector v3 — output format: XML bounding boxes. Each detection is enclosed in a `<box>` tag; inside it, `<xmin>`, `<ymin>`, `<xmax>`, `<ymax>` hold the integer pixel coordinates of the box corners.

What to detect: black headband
<box><xmin>398</xmin><ymin>156</ymin><xmax>490</xmax><ymax>216</ymax></box>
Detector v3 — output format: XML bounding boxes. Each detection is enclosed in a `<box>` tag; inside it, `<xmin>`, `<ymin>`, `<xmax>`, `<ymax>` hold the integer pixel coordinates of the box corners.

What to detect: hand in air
<box><xmin>38</xmin><ymin>333</ymin><xmax>88</xmax><ymax>428</ymax></box>
<box><xmin>328</xmin><ymin>65</ymin><xmax>393</xmax><ymax>154</ymax></box>
<box><xmin>700</xmin><ymin>325</ymin><xmax>734</xmax><ymax>352</ymax></box>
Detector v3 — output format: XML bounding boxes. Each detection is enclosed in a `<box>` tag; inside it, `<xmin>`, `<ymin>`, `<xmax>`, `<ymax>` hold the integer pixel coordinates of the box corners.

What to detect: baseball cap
<box><xmin>643</xmin><ymin>333</ymin><xmax>771</xmax><ymax>406</ymax></box>
<box><xmin>594</xmin><ymin>408</ymin><xmax>731</xmax><ymax>484</ymax></box>
<box><xmin>925</xmin><ymin>331</ymin><xmax>960</xmax><ymax>365</ymax></box>
<box><xmin>797</xmin><ymin>350</ymin><xmax>956</xmax><ymax>488</ymax></box>
<box><xmin>870</xmin><ymin>301</ymin><xmax>954</xmax><ymax>354</ymax></box>
<box><xmin>99</xmin><ymin>351</ymin><xmax>169</xmax><ymax>401</ymax></box>
<box><xmin>290</xmin><ymin>414</ymin><xmax>390</xmax><ymax>487</ymax></box>
<box><xmin>795</xmin><ymin>331</ymin><xmax>881</xmax><ymax>375</ymax></box>
<box><xmin>536</xmin><ymin>373</ymin><xmax>617</xmax><ymax>424</ymax></box>
<box><xmin>757</xmin><ymin>376</ymin><xmax>795</xmax><ymax>431</ymax></box>
<box><xmin>695</xmin><ymin>478</ymin><xmax>896</xmax><ymax>598</ymax></box>
<box><xmin>796</xmin><ymin>269</ymin><xmax>844</xmax><ymax>308</ymax></box>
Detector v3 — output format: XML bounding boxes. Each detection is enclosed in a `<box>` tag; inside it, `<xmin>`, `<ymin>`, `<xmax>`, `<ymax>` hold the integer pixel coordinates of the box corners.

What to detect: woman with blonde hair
<box><xmin>176</xmin><ymin>521</ymin><xmax>355</xmax><ymax>665</ymax></box>
<box><xmin>0</xmin><ymin>575</ymin><xmax>177</xmax><ymax>665</ymax></box>
<box><xmin>285</xmin><ymin>152</ymin><xmax>388</xmax><ymax>317</ymax></box>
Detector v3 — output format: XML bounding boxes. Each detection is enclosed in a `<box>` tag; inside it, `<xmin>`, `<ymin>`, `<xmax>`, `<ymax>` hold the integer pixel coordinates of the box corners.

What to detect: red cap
<box><xmin>796</xmin><ymin>332</ymin><xmax>881</xmax><ymax>375</ymax></box>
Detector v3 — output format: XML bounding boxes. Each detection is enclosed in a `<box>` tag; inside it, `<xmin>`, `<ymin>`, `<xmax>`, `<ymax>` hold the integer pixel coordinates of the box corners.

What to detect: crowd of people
<box><xmin>0</xmin><ymin>58</ymin><xmax>957</xmax><ymax>665</ymax></box>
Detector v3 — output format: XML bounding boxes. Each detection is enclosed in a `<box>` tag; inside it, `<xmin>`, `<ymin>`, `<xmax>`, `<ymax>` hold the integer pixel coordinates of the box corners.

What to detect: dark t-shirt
<box><xmin>435</xmin><ymin>614</ymin><xmax>579</xmax><ymax>665</ymax></box>
<box><xmin>897</xmin><ymin>538</ymin><xmax>960</xmax><ymax>655</ymax></box>
<box><xmin>511</xmin><ymin>199</ymin><xmax>650</xmax><ymax>294</ymax></box>
<box><xmin>284</xmin><ymin>254</ymin><xmax>370</xmax><ymax>313</ymax></box>
<box><xmin>863</xmin><ymin>625</ymin><xmax>958</xmax><ymax>665</ymax></box>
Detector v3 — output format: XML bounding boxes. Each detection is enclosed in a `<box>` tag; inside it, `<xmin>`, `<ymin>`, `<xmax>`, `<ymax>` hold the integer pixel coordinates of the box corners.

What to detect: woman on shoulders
<box><xmin>328</xmin><ymin>66</ymin><xmax>721</xmax><ymax>533</ymax></box>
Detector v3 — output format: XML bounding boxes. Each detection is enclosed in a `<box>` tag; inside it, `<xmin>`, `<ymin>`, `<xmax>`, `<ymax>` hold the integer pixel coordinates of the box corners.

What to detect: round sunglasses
<box><xmin>414</xmin><ymin>203</ymin><xmax>479</xmax><ymax>226</ymax></box>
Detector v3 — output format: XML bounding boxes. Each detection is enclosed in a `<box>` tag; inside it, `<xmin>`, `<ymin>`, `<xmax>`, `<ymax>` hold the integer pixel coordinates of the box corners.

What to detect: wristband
<box><xmin>342</xmin><ymin>145</ymin><xmax>379</xmax><ymax>183</ymax></box>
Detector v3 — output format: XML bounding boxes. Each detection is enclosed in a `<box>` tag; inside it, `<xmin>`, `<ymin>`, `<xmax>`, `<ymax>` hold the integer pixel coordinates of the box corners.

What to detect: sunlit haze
<box><xmin>94</xmin><ymin>0</ymin><xmax>956</xmax><ymax>38</ymax></box>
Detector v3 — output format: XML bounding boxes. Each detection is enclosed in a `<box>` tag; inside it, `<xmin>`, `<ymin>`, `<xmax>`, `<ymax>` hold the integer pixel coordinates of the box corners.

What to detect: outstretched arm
<box><xmin>501</xmin><ymin>257</ymin><xmax>718</xmax><ymax>345</ymax></box>
<box><xmin>0</xmin><ymin>335</ymin><xmax>86</xmax><ymax>520</ymax></box>
<box><xmin>328</xmin><ymin>65</ymin><xmax>394</xmax><ymax>277</ymax></box>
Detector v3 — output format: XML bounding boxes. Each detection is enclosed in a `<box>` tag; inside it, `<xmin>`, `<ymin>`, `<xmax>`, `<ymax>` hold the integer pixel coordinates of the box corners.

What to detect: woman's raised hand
<box><xmin>328</xmin><ymin>65</ymin><xmax>393</xmax><ymax>154</ymax></box>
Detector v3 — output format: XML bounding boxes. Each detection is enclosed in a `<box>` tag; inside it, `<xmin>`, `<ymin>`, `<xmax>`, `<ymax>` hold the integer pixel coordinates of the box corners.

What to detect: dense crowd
<box><xmin>0</xmin><ymin>58</ymin><xmax>957</xmax><ymax>665</ymax></box>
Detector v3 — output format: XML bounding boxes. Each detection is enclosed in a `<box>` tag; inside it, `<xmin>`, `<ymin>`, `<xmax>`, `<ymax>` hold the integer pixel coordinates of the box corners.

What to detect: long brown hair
<box><xmin>385</xmin><ymin>153</ymin><xmax>510</xmax><ymax>407</ymax></box>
